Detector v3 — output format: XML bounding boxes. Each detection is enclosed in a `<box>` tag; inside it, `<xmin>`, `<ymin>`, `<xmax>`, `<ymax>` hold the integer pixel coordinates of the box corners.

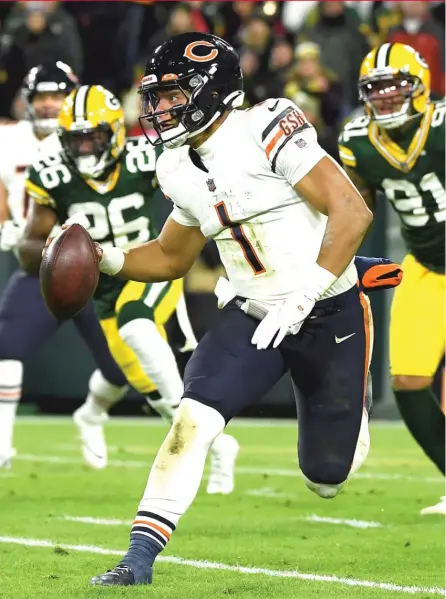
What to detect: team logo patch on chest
<box><xmin>206</xmin><ymin>178</ymin><xmax>216</xmax><ymax>192</ymax></box>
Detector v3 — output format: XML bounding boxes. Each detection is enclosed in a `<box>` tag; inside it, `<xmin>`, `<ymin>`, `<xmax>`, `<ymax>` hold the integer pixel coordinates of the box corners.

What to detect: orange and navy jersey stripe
<box><xmin>260</xmin><ymin>104</ymin><xmax>311</xmax><ymax>172</ymax></box>
<box><xmin>131</xmin><ymin>511</ymin><xmax>176</xmax><ymax>549</ymax></box>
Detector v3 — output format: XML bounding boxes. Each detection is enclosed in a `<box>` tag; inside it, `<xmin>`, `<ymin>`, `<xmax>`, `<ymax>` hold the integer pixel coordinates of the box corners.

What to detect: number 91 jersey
<box><xmin>25</xmin><ymin>136</ymin><xmax>159</xmax><ymax>318</ymax></box>
<box><xmin>338</xmin><ymin>100</ymin><xmax>445</xmax><ymax>273</ymax></box>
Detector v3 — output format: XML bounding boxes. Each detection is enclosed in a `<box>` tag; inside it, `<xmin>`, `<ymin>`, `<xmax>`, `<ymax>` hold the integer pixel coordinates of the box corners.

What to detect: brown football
<box><xmin>40</xmin><ymin>224</ymin><xmax>99</xmax><ymax>320</ymax></box>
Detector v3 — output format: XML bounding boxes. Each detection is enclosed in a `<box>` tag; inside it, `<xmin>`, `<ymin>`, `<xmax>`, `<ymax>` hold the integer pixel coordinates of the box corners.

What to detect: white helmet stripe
<box><xmin>376</xmin><ymin>43</ymin><xmax>391</xmax><ymax>69</ymax></box>
<box><xmin>74</xmin><ymin>85</ymin><xmax>89</xmax><ymax>122</ymax></box>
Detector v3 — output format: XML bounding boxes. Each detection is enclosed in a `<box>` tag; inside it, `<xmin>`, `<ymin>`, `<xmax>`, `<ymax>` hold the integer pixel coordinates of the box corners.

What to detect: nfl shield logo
<box><xmin>206</xmin><ymin>178</ymin><xmax>216</xmax><ymax>192</ymax></box>
<box><xmin>295</xmin><ymin>138</ymin><xmax>307</xmax><ymax>149</ymax></box>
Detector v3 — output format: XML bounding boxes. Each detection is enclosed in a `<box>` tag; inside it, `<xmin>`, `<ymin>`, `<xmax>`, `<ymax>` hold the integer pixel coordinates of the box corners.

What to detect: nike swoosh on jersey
<box><xmin>335</xmin><ymin>333</ymin><xmax>356</xmax><ymax>344</ymax></box>
<box><xmin>268</xmin><ymin>100</ymin><xmax>280</xmax><ymax>112</ymax></box>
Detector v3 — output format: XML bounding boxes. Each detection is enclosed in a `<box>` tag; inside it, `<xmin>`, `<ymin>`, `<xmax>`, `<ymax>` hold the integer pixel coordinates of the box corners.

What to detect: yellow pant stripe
<box><xmin>100</xmin><ymin>278</ymin><xmax>184</xmax><ymax>395</ymax></box>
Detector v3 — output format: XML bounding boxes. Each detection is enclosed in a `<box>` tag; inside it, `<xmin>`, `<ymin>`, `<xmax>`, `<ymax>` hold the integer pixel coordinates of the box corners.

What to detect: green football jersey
<box><xmin>26</xmin><ymin>137</ymin><xmax>159</xmax><ymax>319</ymax></box>
<box><xmin>338</xmin><ymin>101</ymin><xmax>445</xmax><ymax>273</ymax></box>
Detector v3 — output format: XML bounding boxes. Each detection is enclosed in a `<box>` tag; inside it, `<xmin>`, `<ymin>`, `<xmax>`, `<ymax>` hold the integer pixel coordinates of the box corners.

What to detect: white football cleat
<box><xmin>420</xmin><ymin>496</ymin><xmax>446</xmax><ymax>516</ymax></box>
<box><xmin>73</xmin><ymin>405</ymin><xmax>108</xmax><ymax>469</ymax></box>
<box><xmin>207</xmin><ymin>433</ymin><xmax>239</xmax><ymax>495</ymax></box>
<box><xmin>0</xmin><ymin>448</ymin><xmax>16</xmax><ymax>470</ymax></box>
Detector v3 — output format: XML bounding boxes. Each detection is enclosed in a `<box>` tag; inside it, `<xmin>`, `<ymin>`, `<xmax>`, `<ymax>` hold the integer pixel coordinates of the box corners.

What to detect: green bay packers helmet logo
<box><xmin>102</xmin><ymin>88</ymin><xmax>121</xmax><ymax>111</ymax></box>
<box><xmin>184</xmin><ymin>41</ymin><xmax>219</xmax><ymax>63</ymax></box>
<box><xmin>413</xmin><ymin>50</ymin><xmax>429</xmax><ymax>69</ymax></box>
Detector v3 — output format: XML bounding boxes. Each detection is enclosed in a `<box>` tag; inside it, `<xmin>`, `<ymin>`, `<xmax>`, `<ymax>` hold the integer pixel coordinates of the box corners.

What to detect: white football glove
<box><xmin>0</xmin><ymin>220</ymin><xmax>25</xmax><ymax>252</ymax></box>
<box><xmin>251</xmin><ymin>292</ymin><xmax>316</xmax><ymax>350</ymax></box>
<box><xmin>251</xmin><ymin>264</ymin><xmax>338</xmax><ymax>350</ymax></box>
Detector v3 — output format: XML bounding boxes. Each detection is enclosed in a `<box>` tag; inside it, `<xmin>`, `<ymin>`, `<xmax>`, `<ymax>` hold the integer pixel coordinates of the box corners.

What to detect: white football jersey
<box><xmin>0</xmin><ymin>122</ymin><xmax>62</xmax><ymax>226</ymax></box>
<box><xmin>157</xmin><ymin>98</ymin><xmax>357</xmax><ymax>304</ymax></box>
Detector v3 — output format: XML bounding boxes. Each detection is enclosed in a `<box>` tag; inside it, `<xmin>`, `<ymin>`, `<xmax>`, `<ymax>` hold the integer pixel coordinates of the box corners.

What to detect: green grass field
<box><xmin>0</xmin><ymin>417</ymin><xmax>444</xmax><ymax>599</ymax></box>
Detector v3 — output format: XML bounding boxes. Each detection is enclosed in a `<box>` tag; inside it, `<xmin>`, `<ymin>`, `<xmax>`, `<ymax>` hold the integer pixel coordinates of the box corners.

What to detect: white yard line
<box><xmin>13</xmin><ymin>453</ymin><xmax>443</xmax><ymax>483</ymax></box>
<box><xmin>246</xmin><ymin>487</ymin><xmax>289</xmax><ymax>498</ymax></box>
<box><xmin>0</xmin><ymin>535</ymin><xmax>443</xmax><ymax>596</ymax></box>
<box><xmin>61</xmin><ymin>516</ymin><xmax>132</xmax><ymax>526</ymax></box>
<box><xmin>297</xmin><ymin>515</ymin><xmax>383</xmax><ymax>529</ymax></box>
<box><xmin>60</xmin><ymin>513</ymin><xmax>383</xmax><ymax>531</ymax></box>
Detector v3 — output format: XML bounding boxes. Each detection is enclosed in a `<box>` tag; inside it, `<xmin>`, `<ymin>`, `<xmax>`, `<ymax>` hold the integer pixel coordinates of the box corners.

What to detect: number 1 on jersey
<box><xmin>214</xmin><ymin>201</ymin><xmax>266</xmax><ymax>275</ymax></box>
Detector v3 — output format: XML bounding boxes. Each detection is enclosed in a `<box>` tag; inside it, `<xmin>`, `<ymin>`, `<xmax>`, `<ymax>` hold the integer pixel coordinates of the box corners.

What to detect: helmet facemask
<box><xmin>359</xmin><ymin>71</ymin><xmax>424</xmax><ymax>130</ymax></box>
<box><xmin>138</xmin><ymin>70</ymin><xmax>244</xmax><ymax>148</ymax></box>
<box><xmin>60</xmin><ymin>123</ymin><xmax>120</xmax><ymax>179</ymax></box>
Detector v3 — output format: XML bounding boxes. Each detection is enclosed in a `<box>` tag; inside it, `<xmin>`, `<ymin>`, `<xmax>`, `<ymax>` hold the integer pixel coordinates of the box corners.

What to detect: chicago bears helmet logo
<box><xmin>184</xmin><ymin>41</ymin><xmax>219</xmax><ymax>63</ymax></box>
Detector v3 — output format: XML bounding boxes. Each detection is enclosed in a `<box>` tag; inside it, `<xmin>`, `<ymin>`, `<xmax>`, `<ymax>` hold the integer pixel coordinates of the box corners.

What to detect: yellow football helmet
<box><xmin>58</xmin><ymin>85</ymin><xmax>125</xmax><ymax>178</ymax></box>
<box><xmin>358</xmin><ymin>42</ymin><xmax>431</xmax><ymax>129</ymax></box>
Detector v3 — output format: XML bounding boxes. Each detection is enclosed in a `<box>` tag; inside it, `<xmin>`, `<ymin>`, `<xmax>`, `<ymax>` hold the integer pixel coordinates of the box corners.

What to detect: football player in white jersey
<box><xmin>0</xmin><ymin>62</ymin><xmax>132</xmax><ymax>468</ymax></box>
<box><xmin>61</xmin><ymin>33</ymin><xmax>376</xmax><ymax>586</ymax></box>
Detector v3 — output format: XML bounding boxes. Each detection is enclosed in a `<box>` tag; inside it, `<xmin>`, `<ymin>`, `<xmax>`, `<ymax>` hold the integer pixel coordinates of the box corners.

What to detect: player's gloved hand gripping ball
<box><xmin>40</xmin><ymin>224</ymin><xmax>100</xmax><ymax>320</ymax></box>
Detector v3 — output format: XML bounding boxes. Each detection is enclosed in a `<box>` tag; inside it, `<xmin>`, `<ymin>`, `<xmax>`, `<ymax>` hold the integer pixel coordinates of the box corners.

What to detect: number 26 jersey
<box><xmin>25</xmin><ymin>135</ymin><xmax>159</xmax><ymax>318</ymax></box>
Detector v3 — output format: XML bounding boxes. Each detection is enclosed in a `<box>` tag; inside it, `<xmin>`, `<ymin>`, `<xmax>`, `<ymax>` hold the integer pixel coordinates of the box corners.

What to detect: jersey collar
<box><xmin>368</xmin><ymin>103</ymin><xmax>434</xmax><ymax>173</ymax></box>
<box><xmin>85</xmin><ymin>162</ymin><xmax>121</xmax><ymax>194</ymax></box>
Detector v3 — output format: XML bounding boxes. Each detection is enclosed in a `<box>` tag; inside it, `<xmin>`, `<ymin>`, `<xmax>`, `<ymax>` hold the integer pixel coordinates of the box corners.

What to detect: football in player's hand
<box><xmin>40</xmin><ymin>224</ymin><xmax>99</xmax><ymax>320</ymax></box>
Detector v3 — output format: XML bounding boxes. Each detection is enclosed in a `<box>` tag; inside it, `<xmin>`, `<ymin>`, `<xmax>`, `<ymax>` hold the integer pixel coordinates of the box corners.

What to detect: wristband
<box><xmin>304</xmin><ymin>263</ymin><xmax>338</xmax><ymax>301</ymax></box>
<box><xmin>99</xmin><ymin>246</ymin><xmax>126</xmax><ymax>276</ymax></box>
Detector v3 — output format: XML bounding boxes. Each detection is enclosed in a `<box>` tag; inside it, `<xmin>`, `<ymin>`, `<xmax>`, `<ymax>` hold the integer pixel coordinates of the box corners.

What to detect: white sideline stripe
<box><xmin>14</xmin><ymin>454</ymin><xmax>443</xmax><ymax>483</ymax></box>
<box><xmin>0</xmin><ymin>536</ymin><xmax>444</xmax><ymax>596</ymax></box>
<box><xmin>62</xmin><ymin>514</ymin><xmax>383</xmax><ymax>530</ymax></box>
<box><xmin>299</xmin><ymin>515</ymin><xmax>383</xmax><ymax>529</ymax></box>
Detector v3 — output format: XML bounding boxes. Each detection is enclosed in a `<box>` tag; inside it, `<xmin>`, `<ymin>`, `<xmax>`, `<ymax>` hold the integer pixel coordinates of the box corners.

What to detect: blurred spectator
<box><xmin>368</xmin><ymin>2</ymin><xmax>403</xmax><ymax>46</ymax></box>
<box><xmin>388</xmin><ymin>1</ymin><xmax>445</xmax><ymax>97</ymax></box>
<box><xmin>0</xmin><ymin>1</ymin><xmax>82</xmax><ymax>118</ymax></box>
<box><xmin>269</xmin><ymin>37</ymin><xmax>294</xmax><ymax>77</ymax></box>
<box><xmin>1</xmin><ymin>2</ymin><xmax>83</xmax><ymax>74</ymax></box>
<box><xmin>240</xmin><ymin>48</ymin><xmax>262</xmax><ymax>106</ymax></box>
<box><xmin>240</xmin><ymin>37</ymin><xmax>293</xmax><ymax>106</ymax></box>
<box><xmin>220</xmin><ymin>1</ymin><xmax>257</xmax><ymax>48</ymax></box>
<box><xmin>238</xmin><ymin>15</ymin><xmax>273</xmax><ymax>74</ymax></box>
<box><xmin>283</xmin><ymin>1</ymin><xmax>376</xmax><ymax>33</ymax></box>
<box><xmin>285</xmin><ymin>42</ymin><xmax>342</xmax><ymax>157</ymax></box>
<box><xmin>144</xmin><ymin>3</ymin><xmax>201</xmax><ymax>57</ymax></box>
<box><xmin>183</xmin><ymin>1</ymin><xmax>213</xmax><ymax>33</ymax></box>
<box><xmin>289</xmin><ymin>89</ymin><xmax>339</xmax><ymax>159</ymax></box>
<box><xmin>286</xmin><ymin>42</ymin><xmax>343</xmax><ymax>127</ymax></box>
<box><xmin>66</xmin><ymin>1</ymin><xmax>131</xmax><ymax>94</ymax></box>
<box><xmin>297</xmin><ymin>2</ymin><xmax>370</xmax><ymax>112</ymax></box>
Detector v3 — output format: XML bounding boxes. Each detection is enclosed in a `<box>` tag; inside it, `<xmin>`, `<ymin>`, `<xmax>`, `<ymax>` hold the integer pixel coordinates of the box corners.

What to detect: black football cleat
<box><xmin>90</xmin><ymin>564</ymin><xmax>152</xmax><ymax>586</ymax></box>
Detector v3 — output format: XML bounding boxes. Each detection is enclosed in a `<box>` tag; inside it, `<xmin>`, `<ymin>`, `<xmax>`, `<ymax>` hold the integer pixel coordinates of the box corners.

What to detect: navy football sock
<box><xmin>120</xmin><ymin>535</ymin><xmax>160</xmax><ymax>583</ymax></box>
<box><xmin>120</xmin><ymin>510</ymin><xmax>176</xmax><ymax>583</ymax></box>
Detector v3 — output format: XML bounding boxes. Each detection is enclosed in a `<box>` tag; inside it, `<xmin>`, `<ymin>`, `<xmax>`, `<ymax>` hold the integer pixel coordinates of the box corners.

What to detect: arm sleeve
<box><xmin>255</xmin><ymin>98</ymin><xmax>326</xmax><ymax>185</ymax></box>
<box><xmin>170</xmin><ymin>203</ymin><xmax>201</xmax><ymax>228</ymax></box>
<box><xmin>157</xmin><ymin>152</ymin><xmax>200</xmax><ymax>227</ymax></box>
<box><xmin>25</xmin><ymin>172</ymin><xmax>56</xmax><ymax>209</ymax></box>
<box><xmin>274</xmin><ymin>126</ymin><xmax>327</xmax><ymax>187</ymax></box>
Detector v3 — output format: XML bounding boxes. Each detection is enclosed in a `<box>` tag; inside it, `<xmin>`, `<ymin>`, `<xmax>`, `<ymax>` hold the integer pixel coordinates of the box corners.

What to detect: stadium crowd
<box><xmin>0</xmin><ymin>1</ymin><xmax>444</xmax><ymax>156</ymax></box>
